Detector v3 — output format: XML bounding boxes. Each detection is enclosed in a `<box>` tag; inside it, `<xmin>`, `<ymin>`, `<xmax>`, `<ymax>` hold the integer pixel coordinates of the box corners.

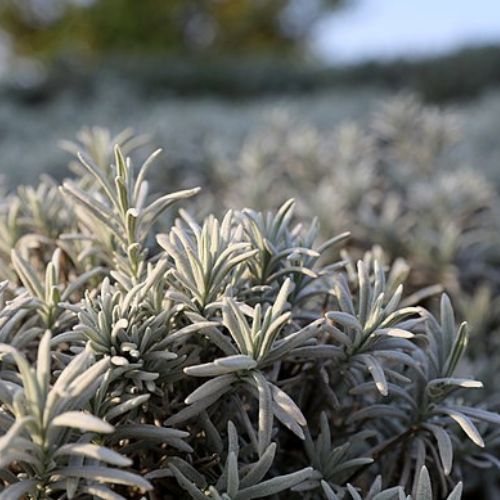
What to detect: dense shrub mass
<box><xmin>0</xmin><ymin>0</ymin><xmax>344</xmax><ymax>58</ymax></box>
<box><xmin>1</xmin><ymin>96</ymin><xmax>500</xmax><ymax>498</ymax></box>
<box><xmin>4</xmin><ymin>46</ymin><xmax>500</xmax><ymax>103</ymax></box>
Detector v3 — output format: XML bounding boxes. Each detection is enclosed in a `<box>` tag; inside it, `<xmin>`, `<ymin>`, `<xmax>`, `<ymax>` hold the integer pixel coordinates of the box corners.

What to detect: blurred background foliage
<box><xmin>1</xmin><ymin>0</ymin><xmax>500</xmax><ymax>104</ymax></box>
<box><xmin>0</xmin><ymin>0</ymin><xmax>344</xmax><ymax>58</ymax></box>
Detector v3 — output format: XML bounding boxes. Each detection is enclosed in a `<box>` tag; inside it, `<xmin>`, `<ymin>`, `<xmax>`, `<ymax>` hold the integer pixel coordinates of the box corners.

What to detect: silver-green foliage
<box><xmin>0</xmin><ymin>127</ymin><xmax>498</xmax><ymax>499</ymax></box>
<box><xmin>0</xmin><ymin>331</ymin><xmax>151</xmax><ymax>499</ymax></box>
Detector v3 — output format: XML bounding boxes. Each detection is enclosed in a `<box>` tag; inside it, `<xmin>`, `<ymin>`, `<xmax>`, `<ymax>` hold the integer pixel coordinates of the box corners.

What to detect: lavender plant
<box><xmin>0</xmin><ymin>124</ymin><xmax>499</xmax><ymax>500</ymax></box>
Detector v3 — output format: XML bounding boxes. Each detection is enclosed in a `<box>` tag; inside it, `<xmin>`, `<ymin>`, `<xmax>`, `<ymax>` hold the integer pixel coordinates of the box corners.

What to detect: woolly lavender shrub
<box><xmin>0</xmin><ymin>128</ymin><xmax>499</xmax><ymax>500</ymax></box>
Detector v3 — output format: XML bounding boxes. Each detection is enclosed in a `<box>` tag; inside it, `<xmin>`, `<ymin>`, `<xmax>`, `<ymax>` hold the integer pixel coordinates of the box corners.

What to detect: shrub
<box><xmin>4</xmin><ymin>45</ymin><xmax>500</xmax><ymax>105</ymax></box>
<box><xmin>0</xmin><ymin>125</ymin><xmax>499</xmax><ymax>499</ymax></box>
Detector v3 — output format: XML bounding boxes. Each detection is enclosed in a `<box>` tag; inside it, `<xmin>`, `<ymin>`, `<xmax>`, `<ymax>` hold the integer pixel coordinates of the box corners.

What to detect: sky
<box><xmin>312</xmin><ymin>0</ymin><xmax>500</xmax><ymax>63</ymax></box>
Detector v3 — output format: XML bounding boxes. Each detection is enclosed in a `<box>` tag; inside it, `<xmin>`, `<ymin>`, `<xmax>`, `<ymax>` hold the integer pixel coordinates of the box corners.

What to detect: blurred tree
<box><xmin>0</xmin><ymin>0</ymin><xmax>346</xmax><ymax>59</ymax></box>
